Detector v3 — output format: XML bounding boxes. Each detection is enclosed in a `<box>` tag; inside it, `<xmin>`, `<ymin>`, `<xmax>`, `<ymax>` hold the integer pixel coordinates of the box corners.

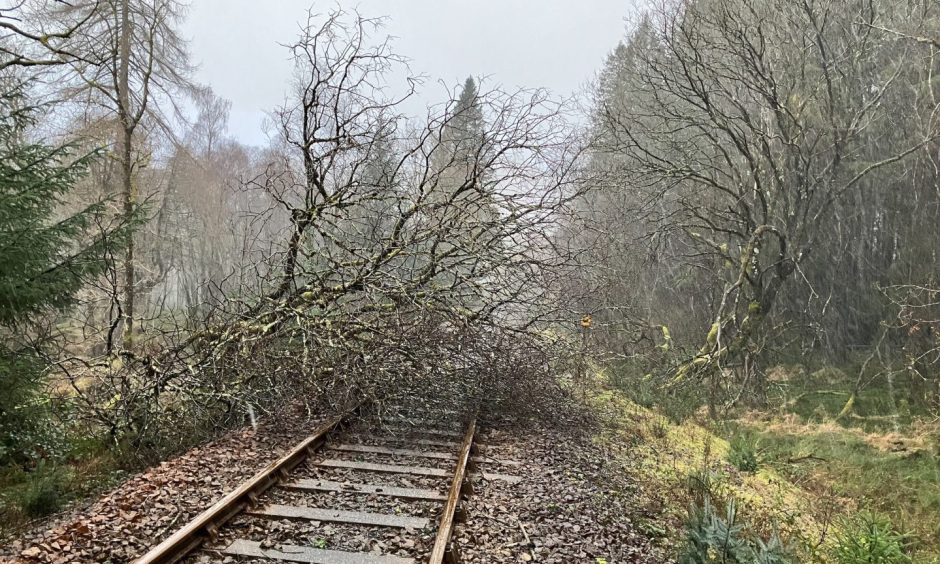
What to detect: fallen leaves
<box><xmin>453</xmin><ymin>425</ymin><xmax>671</xmax><ymax>563</ymax></box>
<box><xmin>5</xmin><ymin>412</ymin><xmax>672</xmax><ymax>563</ymax></box>
<box><xmin>2</xmin><ymin>413</ymin><xmax>328</xmax><ymax>563</ymax></box>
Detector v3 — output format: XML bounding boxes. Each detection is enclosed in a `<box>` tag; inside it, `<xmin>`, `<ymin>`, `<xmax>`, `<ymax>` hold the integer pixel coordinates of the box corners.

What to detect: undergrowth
<box><xmin>0</xmin><ymin>394</ymin><xmax>248</xmax><ymax>539</ymax></box>
<box><xmin>585</xmin><ymin>378</ymin><xmax>827</xmax><ymax>559</ymax></box>
<box><xmin>728</xmin><ymin>434</ymin><xmax>760</xmax><ymax>473</ymax></box>
<box><xmin>587</xmin><ymin>364</ymin><xmax>931</xmax><ymax>562</ymax></box>
<box><xmin>832</xmin><ymin>512</ymin><xmax>911</xmax><ymax>563</ymax></box>
<box><xmin>731</xmin><ymin>420</ymin><xmax>939</xmax><ymax>560</ymax></box>
<box><xmin>681</xmin><ymin>497</ymin><xmax>790</xmax><ymax>563</ymax></box>
<box><xmin>0</xmin><ymin>435</ymin><xmax>129</xmax><ymax>537</ymax></box>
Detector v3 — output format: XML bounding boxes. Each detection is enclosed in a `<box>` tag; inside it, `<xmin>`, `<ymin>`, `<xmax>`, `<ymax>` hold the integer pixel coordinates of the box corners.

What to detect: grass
<box><xmin>766</xmin><ymin>365</ymin><xmax>933</xmax><ymax>433</ymax></box>
<box><xmin>588</xmin><ymin>361</ymin><xmax>940</xmax><ymax>562</ymax></box>
<box><xmin>739</xmin><ymin>363</ymin><xmax>940</xmax><ymax>560</ymax></box>
<box><xmin>582</xmin><ymin>372</ymin><xmax>834</xmax><ymax>560</ymax></box>
<box><xmin>731</xmin><ymin>416</ymin><xmax>940</xmax><ymax>561</ymax></box>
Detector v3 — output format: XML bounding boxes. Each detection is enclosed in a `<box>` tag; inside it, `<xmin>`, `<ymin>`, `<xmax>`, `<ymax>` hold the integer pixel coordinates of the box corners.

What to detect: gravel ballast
<box><xmin>2</xmin><ymin>410</ymin><xmax>671</xmax><ymax>563</ymax></box>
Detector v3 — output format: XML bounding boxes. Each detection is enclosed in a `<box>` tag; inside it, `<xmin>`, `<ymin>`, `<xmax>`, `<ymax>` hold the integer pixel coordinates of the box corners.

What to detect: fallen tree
<box><xmin>53</xmin><ymin>9</ymin><xmax>589</xmax><ymax>454</ymax></box>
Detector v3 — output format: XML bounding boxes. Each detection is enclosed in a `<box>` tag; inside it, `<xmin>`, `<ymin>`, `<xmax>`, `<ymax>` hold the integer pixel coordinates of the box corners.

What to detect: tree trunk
<box><xmin>117</xmin><ymin>0</ymin><xmax>135</xmax><ymax>348</ymax></box>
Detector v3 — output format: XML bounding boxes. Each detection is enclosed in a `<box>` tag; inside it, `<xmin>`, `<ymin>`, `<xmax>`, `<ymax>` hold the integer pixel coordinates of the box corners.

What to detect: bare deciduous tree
<box><xmin>563</xmin><ymin>0</ymin><xmax>940</xmax><ymax>416</ymax></box>
<box><xmin>57</xmin><ymin>10</ymin><xmax>587</xmax><ymax>448</ymax></box>
<box><xmin>49</xmin><ymin>0</ymin><xmax>194</xmax><ymax>348</ymax></box>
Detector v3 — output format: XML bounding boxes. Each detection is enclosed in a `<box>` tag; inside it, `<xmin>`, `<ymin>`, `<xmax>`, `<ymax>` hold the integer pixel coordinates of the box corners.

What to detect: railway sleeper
<box><xmin>282</xmin><ymin>478</ymin><xmax>447</xmax><ymax>501</ymax></box>
<box><xmin>223</xmin><ymin>539</ymin><xmax>416</xmax><ymax>564</ymax></box>
<box><xmin>135</xmin><ymin>406</ymin><xmax>524</xmax><ymax>564</ymax></box>
<box><xmin>247</xmin><ymin>504</ymin><xmax>431</xmax><ymax>529</ymax></box>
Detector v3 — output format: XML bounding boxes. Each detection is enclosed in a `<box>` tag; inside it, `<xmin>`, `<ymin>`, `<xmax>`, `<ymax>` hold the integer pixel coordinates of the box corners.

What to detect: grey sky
<box><xmin>182</xmin><ymin>1</ymin><xmax>637</xmax><ymax>146</ymax></box>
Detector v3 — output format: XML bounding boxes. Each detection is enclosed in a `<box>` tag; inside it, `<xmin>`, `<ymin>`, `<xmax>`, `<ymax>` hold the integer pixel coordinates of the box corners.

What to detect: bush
<box><xmin>20</xmin><ymin>479</ymin><xmax>61</xmax><ymax>518</ymax></box>
<box><xmin>832</xmin><ymin>512</ymin><xmax>911</xmax><ymax>564</ymax></box>
<box><xmin>0</xmin><ymin>350</ymin><xmax>61</xmax><ymax>467</ymax></box>
<box><xmin>9</xmin><ymin>464</ymin><xmax>66</xmax><ymax>518</ymax></box>
<box><xmin>728</xmin><ymin>435</ymin><xmax>759</xmax><ymax>473</ymax></box>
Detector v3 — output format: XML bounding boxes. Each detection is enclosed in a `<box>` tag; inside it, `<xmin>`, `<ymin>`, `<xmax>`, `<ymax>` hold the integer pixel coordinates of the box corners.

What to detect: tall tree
<box><xmin>430</xmin><ymin>76</ymin><xmax>503</xmax><ymax>289</ymax></box>
<box><xmin>0</xmin><ymin>0</ymin><xmax>98</xmax><ymax>71</ymax></box>
<box><xmin>443</xmin><ymin>77</ymin><xmax>484</xmax><ymax>171</ymax></box>
<box><xmin>0</xmin><ymin>84</ymin><xmax>135</xmax><ymax>462</ymax></box>
<box><xmin>161</xmin><ymin>88</ymin><xmax>256</xmax><ymax>311</ymax></box>
<box><xmin>53</xmin><ymin>0</ymin><xmax>194</xmax><ymax>347</ymax></box>
<box><xmin>565</xmin><ymin>0</ymin><xmax>940</xmax><ymax>415</ymax></box>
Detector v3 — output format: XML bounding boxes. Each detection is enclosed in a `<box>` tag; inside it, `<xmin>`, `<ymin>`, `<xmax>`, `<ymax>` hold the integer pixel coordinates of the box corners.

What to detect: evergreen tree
<box><xmin>345</xmin><ymin>116</ymin><xmax>401</xmax><ymax>251</ymax></box>
<box><xmin>593</xmin><ymin>15</ymin><xmax>657</xmax><ymax>147</ymax></box>
<box><xmin>0</xmin><ymin>84</ymin><xmax>136</xmax><ymax>463</ymax></box>
<box><xmin>441</xmin><ymin>78</ymin><xmax>495</xmax><ymax>224</ymax></box>
<box><xmin>446</xmin><ymin>77</ymin><xmax>484</xmax><ymax>172</ymax></box>
<box><xmin>430</xmin><ymin>77</ymin><xmax>502</xmax><ymax>303</ymax></box>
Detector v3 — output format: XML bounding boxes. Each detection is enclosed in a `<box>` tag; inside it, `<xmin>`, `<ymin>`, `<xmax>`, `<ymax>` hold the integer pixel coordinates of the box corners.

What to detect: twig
<box><xmin>786</xmin><ymin>453</ymin><xmax>827</xmax><ymax>464</ymax></box>
<box><xmin>153</xmin><ymin>508</ymin><xmax>183</xmax><ymax>540</ymax></box>
<box><xmin>518</xmin><ymin>519</ymin><xmax>536</xmax><ymax>561</ymax></box>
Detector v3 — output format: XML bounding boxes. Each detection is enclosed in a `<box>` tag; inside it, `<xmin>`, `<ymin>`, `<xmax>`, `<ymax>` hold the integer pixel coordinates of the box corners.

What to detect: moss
<box><xmin>836</xmin><ymin>394</ymin><xmax>855</xmax><ymax>420</ymax></box>
<box><xmin>586</xmin><ymin>372</ymin><xmax>834</xmax><ymax>559</ymax></box>
<box><xmin>706</xmin><ymin>322</ymin><xmax>720</xmax><ymax>345</ymax></box>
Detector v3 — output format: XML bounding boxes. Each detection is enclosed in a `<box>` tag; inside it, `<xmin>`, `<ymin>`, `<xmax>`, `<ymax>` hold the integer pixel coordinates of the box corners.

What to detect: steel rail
<box><xmin>428</xmin><ymin>415</ymin><xmax>477</xmax><ymax>564</ymax></box>
<box><xmin>134</xmin><ymin>405</ymin><xmax>358</xmax><ymax>564</ymax></box>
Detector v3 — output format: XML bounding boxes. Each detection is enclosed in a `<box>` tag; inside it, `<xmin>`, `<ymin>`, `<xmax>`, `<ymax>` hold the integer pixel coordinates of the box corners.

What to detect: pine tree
<box><xmin>0</xmin><ymin>84</ymin><xmax>137</xmax><ymax>463</ymax></box>
<box><xmin>447</xmin><ymin>77</ymin><xmax>484</xmax><ymax>170</ymax></box>
<box><xmin>593</xmin><ymin>15</ymin><xmax>657</xmax><ymax>144</ymax></box>
<box><xmin>347</xmin><ymin>117</ymin><xmax>401</xmax><ymax>249</ymax></box>
<box><xmin>430</xmin><ymin>77</ymin><xmax>501</xmax><ymax>301</ymax></box>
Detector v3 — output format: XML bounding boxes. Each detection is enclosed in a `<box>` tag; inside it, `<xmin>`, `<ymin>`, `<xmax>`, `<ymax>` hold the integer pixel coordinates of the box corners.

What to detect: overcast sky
<box><xmin>182</xmin><ymin>1</ymin><xmax>638</xmax><ymax>146</ymax></box>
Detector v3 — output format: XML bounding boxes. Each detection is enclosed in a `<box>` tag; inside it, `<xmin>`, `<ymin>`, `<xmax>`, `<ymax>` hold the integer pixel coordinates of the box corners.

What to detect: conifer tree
<box><xmin>0</xmin><ymin>84</ymin><xmax>136</xmax><ymax>463</ymax></box>
<box><xmin>447</xmin><ymin>77</ymin><xmax>484</xmax><ymax>170</ymax></box>
<box><xmin>428</xmin><ymin>77</ymin><xmax>503</xmax><ymax>300</ymax></box>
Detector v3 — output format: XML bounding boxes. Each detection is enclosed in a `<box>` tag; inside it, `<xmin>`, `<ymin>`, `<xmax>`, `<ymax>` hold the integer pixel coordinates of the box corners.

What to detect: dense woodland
<box><xmin>2</xmin><ymin>0</ymin><xmax>940</xmax><ymax>562</ymax></box>
<box><xmin>565</xmin><ymin>0</ymin><xmax>940</xmax><ymax>417</ymax></box>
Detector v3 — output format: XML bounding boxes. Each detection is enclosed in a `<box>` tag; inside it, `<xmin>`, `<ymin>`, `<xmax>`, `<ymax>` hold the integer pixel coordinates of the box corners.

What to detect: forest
<box><xmin>2</xmin><ymin>0</ymin><xmax>940</xmax><ymax>562</ymax></box>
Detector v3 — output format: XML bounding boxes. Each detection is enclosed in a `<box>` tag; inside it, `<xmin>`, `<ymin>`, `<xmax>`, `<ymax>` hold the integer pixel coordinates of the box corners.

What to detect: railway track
<box><xmin>133</xmin><ymin>405</ymin><xmax>522</xmax><ymax>564</ymax></box>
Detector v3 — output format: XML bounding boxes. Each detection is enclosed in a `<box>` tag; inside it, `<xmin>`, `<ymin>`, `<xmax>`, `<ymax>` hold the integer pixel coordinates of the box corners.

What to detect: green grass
<box><xmin>604</xmin><ymin>356</ymin><xmax>940</xmax><ymax>561</ymax></box>
<box><xmin>766</xmin><ymin>365</ymin><xmax>933</xmax><ymax>432</ymax></box>
<box><xmin>722</xmin><ymin>363</ymin><xmax>940</xmax><ymax>560</ymax></box>
<box><xmin>729</xmin><ymin>420</ymin><xmax>940</xmax><ymax>561</ymax></box>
